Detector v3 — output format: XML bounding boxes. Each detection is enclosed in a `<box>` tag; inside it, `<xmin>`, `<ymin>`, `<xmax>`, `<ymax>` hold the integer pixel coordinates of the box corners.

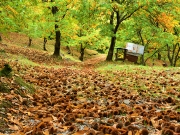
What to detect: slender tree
<box><xmin>73</xmin><ymin>0</ymin><xmax>100</xmax><ymax>61</ymax></box>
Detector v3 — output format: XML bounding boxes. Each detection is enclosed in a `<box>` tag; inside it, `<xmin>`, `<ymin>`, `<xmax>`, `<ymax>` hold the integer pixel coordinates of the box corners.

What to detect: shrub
<box><xmin>0</xmin><ymin>64</ymin><xmax>12</xmax><ymax>77</ymax></box>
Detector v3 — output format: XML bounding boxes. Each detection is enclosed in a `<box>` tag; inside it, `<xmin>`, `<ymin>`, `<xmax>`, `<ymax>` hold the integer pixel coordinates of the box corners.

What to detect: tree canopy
<box><xmin>0</xmin><ymin>0</ymin><xmax>180</xmax><ymax>66</ymax></box>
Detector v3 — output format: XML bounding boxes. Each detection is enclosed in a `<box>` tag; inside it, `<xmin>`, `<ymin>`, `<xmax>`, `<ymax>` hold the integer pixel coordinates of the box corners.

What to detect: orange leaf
<box><xmin>128</xmin><ymin>131</ymin><xmax>133</xmax><ymax>135</ymax></box>
<box><xmin>43</xmin><ymin>117</ymin><xmax>53</xmax><ymax>122</ymax></box>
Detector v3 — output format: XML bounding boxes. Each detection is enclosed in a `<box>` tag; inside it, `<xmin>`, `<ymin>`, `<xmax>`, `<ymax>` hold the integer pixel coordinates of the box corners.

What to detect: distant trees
<box><xmin>73</xmin><ymin>0</ymin><xmax>100</xmax><ymax>61</ymax></box>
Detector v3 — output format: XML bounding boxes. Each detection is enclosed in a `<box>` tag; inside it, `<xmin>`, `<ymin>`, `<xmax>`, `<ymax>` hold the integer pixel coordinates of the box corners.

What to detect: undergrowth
<box><xmin>0</xmin><ymin>83</ymin><xmax>10</xmax><ymax>93</ymax></box>
<box><xmin>0</xmin><ymin>64</ymin><xmax>12</xmax><ymax>77</ymax></box>
<box><xmin>15</xmin><ymin>76</ymin><xmax>36</xmax><ymax>95</ymax></box>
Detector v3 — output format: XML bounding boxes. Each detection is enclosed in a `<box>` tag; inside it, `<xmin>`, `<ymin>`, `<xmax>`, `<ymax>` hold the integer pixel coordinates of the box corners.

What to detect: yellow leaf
<box><xmin>6</xmin><ymin>5</ymin><xmax>18</xmax><ymax>15</ymax></box>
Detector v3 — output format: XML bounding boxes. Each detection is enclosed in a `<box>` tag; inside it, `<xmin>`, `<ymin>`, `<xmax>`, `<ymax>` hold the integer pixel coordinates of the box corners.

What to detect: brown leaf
<box><xmin>8</xmin><ymin>124</ymin><xmax>19</xmax><ymax>130</ymax></box>
<box><xmin>73</xmin><ymin>130</ymin><xmax>88</xmax><ymax>135</ymax></box>
<box><xmin>9</xmin><ymin>117</ymin><xmax>22</xmax><ymax>128</ymax></box>
<box><xmin>18</xmin><ymin>95</ymin><xmax>23</xmax><ymax>103</ymax></box>
<box><xmin>43</xmin><ymin>129</ymin><xmax>49</xmax><ymax>135</ymax></box>
<box><xmin>43</xmin><ymin>117</ymin><xmax>53</xmax><ymax>122</ymax></box>
<box><xmin>135</xmin><ymin>130</ymin><xmax>140</xmax><ymax>135</ymax></box>
<box><xmin>150</xmin><ymin>117</ymin><xmax>159</xmax><ymax>128</ymax></box>
<box><xmin>10</xmin><ymin>131</ymin><xmax>25</xmax><ymax>135</ymax></box>
<box><xmin>128</xmin><ymin>131</ymin><xmax>133</xmax><ymax>135</ymax></box>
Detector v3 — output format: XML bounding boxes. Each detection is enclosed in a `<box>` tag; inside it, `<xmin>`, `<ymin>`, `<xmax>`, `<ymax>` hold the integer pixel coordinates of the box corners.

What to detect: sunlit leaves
<box><xmin>157</xmin><ymin>12</ymin><xmax>178</xmax><ymax>32</ymax></box>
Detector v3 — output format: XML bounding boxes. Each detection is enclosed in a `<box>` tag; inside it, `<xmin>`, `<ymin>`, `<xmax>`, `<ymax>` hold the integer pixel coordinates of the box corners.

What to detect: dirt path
<box><xmin>81</xmin><ymin>54</ymin><xmax>106</xmax><ymax>68</ymax></box>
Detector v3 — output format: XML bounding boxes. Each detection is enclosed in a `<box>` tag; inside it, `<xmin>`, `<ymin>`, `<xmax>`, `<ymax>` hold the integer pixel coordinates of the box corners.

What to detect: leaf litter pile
<box><xmin>0</xmin><ymin>44</ymin><xmax>180</xmax><ymax>135</ymax></box>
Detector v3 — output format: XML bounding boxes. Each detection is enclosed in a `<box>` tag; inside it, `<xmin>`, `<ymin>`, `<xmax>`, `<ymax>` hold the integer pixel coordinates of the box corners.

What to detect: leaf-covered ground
<box><xmin>0</xmin><ymin>42</ymin><xmax>180</xmax><ymax>135</ymax></box>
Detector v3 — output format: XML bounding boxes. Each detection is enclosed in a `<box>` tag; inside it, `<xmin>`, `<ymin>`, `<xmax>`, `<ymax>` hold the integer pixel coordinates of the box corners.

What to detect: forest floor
<box><xmin>0</xmin><ymin>33</ymin><xmax>180</xmax><ymax>135</ymax></box>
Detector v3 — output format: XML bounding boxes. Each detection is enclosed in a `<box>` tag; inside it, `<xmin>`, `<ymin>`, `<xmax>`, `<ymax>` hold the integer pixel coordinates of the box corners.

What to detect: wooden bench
<box><xmin>115</xmin><ymin>43</ymin><xmax>144</xmax><ymax>63</ymax></box>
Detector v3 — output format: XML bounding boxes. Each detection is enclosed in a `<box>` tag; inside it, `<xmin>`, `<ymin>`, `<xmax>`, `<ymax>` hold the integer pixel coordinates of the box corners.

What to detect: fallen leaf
<box><xmin>43</xmin><ymin>117</ymin><xmax>53</xmax><ymax>122</ymax></box>
<box><xmin>135</xmin><ymin>130</ymin><xmax>140</xmax><ymax>135</ymax></box>
<box><xmin>8</xmin><ymin>124</ymin><xmax>19</xmax><ymax>130</ymax></box>
<box><xmin>128</xmin><ymin>131</ymin><xmax>133</xmax><ymax>135</ymax></box>
<box><xmin>150</xmin><ymin>117</ymin><xmax>159</xmax><ymax>128</ymax></box>
<box><xmin>43</xmin><ymin>129</ymin><xmax>49</xmax><ymax>135</ymax></box>
<box><xmin>73</xmin><ymin>130</ymin><xmax>88</xmax><ymax>135</ymax></box>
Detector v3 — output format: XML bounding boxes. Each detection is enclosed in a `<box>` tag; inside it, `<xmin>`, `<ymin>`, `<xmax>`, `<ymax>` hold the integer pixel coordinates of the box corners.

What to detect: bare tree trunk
<box><xmin>43</xmin><ymin>37</ymin><xmax>47</xmax><ymax>51</ymax></box>
<box><xmin>170</xmin><ymin>43</ymin><xmax>180</xmax><ymax>67</ymax></box>
<box><xmin>158</xmin><ymin>53</ymin><xmax>161</xmax><ymax>60</ymax></box>
<box><xmin>28</xmin><ymin>37</ymin><xmax>32</xmax><ymax>47</ymax></box>
<box><xmin>51</xmin><ymin>3</ymin><xmax>61</xmax><ymax>57</ymax></box>
<box><xmin>79</xmin><ymin>43</ymin><xmax>85</xmax><ymax>61</ymax></box>
<box><xmin>173</xmin><ymin>43</ymin><xmax>180</xmax><ymax>67</ymax></box>
<box><xmin>106</xmin><ymin>12</ymin><xmax>115</xmax><ymax>61</ymax></box>
<box><xmin>106</xmin><ymin>36</ymin><xmax>116</xmax><ymax>61</ymax></box>
<box><xmin>137</xmin><ymin>28</ymin><xmax>145</xmax><ymax>65</ymax></box>
<box><xmin>66</xmin><ymin>46</ymin><xmax>71</xmax><ymax>54</ymax></box>
<box><xmin>53</xmin><ymin>24</ymin><xmax>61</xmax><ymax>56</ymax></box>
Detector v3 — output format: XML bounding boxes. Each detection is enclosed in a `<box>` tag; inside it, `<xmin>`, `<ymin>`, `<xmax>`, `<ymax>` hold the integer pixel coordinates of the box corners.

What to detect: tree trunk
<box><xmin>66</xmin><ymin>46</ymin><xmax>71</xmax><ymax>54</ymax></box>
<box><xmin>79</xmin><ymin>43</ymin><xmax>85</xmax><ymax>61</ymax></box>
<box><xmin>106</xmin><ymin>36</ymin><xmax>116</xmax><ymax>61</ymax></box>
<box><xmin>137</xmin><ymin>29</ymin><xmax>145</xmax><ymax>65</ymax></box>
<box><xmin>28</xmin><ymin>37</ymin><xmax>32</xmax><ymax>47</ymax></box>
<box><xmin>43</xmin><ymin>37</ymin><xmax>47</xmax><ymax>51</ymax></box>
<box><xmin>105</xmin><ymin>6</ymin><xmax>142</xmax><ymax>61</ymax></box>
<box><xmin>167</xmin><ymin>44</ymin><xmax>175</xmax><ymax>66</ymax></box>
<box><xmin>173</xmin><ymin>43</ymin><xmax>180</xmax><ymax>67</ymax></box>
<box><xmin>158</xmin><ymin>53</ymin><xmax>161</xmax><ymax>60</ymax></box>
<box><xmin>53</xmin><ymin>24</ymin><xmax>61</xmax><ymax>56</ymax></box>
<box><xmin>106</xmin><ymin>11</ymin><xmax>116</xmax><ymax>61</ymax></box>
<box><xmin>51</xmin><ymin>1</ymin><xmax>61</xmax><ymax>57</ymax></box>
<box><xmin>140</xmin><ymin>54</ymin><xmax>145</xmax><ymax>65</ymax></box>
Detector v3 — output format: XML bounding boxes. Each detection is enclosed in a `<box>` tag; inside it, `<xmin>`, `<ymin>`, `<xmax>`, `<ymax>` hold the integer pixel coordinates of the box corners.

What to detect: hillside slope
<box><xmin>0</xmin><ymin>33</ymin><xmax>180</xmax><ymax>135</ymax></box>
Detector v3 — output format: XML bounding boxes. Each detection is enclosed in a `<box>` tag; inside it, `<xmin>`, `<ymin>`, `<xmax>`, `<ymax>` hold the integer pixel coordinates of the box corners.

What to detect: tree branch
<box><xmin>145</xmin><ymin>45</ymin><xmax>166</xmax><ymax>63</ymax></box>
<box><xmin>174</xmin><ymin>43</ymin><xmax>180</xmax><ymax>67</ymax></box>
<box><xmin>121</xmin><ymin>6</ymin><xmax>143</xmax><ymax>21</ymax></box>
<box><xmin>137</xmin><ymin>28</ymin><xmax>144</xmax><ymax>45</ymax></box>
<box><xmin>114</xmin><ymin>11</ymin><xmax>120</xmax><ymax>33</ymax></box>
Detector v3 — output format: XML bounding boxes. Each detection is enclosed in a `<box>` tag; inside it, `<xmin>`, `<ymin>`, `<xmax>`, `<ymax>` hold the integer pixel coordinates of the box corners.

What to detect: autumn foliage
<box><xmin>0</xmin><ymin>43</ymin><xmax>180</xmax><ymax>135</ymax></box>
